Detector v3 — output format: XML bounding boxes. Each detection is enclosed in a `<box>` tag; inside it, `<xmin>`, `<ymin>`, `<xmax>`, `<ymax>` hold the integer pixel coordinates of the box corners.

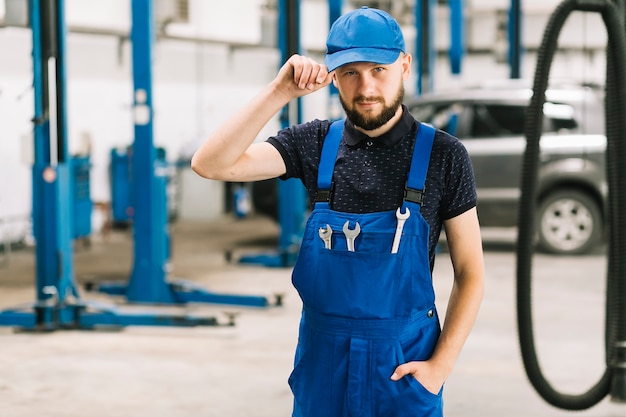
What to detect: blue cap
<box><xmin>325</xmin><ymin>7</ymin><xmax>406</xmax><ymax>72</ymax></box>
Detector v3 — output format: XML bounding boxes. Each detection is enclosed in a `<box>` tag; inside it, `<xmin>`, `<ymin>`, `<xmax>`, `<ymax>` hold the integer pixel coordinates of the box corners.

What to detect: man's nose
<box><xmin>357</xmin><ymin>73</ymin><xmax>376</xmax><ymax>96</ymax></box>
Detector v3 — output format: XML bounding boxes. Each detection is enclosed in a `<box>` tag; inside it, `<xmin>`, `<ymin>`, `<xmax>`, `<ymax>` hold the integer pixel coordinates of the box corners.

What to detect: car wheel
<box><xmin>537</xmin><ymin>189</ymin><xmax>603</xmax><ymax>255</ymax></box>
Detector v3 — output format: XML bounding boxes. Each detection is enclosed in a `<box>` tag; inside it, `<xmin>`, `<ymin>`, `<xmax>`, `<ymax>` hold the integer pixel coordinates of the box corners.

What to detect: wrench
<box><xmin>318</xmin><ymin>224</ymin><xmax>333</xmax><ymax>249</ymax></box>
<box><xmin>391</xmin><ymin>207</ymin><xmax>410</xmax><ymax>254</ymax></box>
<box><xmin>343</xmin><ymin>221</ymin><xmax>361</xmax><ymax>252</ymax></box>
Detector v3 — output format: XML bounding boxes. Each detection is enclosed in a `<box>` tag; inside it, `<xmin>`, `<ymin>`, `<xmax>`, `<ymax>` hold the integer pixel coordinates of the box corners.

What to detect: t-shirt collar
<box><xmin>343</xmin><ymin>105</ymin><xmax>413</xmax><ymax>147</ymax></box>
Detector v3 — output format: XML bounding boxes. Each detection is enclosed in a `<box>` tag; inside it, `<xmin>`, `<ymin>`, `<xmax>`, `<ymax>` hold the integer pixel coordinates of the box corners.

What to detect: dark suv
<box><xmin>405</xmin><ymin>80</ymin><xmax>606</xmax><ymax>255</ymax></box>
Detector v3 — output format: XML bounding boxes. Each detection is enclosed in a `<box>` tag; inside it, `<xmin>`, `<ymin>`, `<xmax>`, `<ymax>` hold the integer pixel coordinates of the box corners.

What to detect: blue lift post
<box><xmin>508</xmin><ymin>0</ymin><xmax>522</xmax><ymax>79</ymax></box>
<box><xmin>327</xmin><ymin>0</ymin><xmax>343</xmax><ymax>120</ymax></box>
<box><xmin>449</xmin><ymin>0</ymin><xmax>464</xmax><ymax>76</ymax></box>
<box><xmin>238</xmin><ymin>0</ymin><xmax>307</xmax><ymax>268</ymax></box>
<box><xmin>415</xmin><ymin>0</ymin><xmax>436</xmax><ymax>95</ymax></box>
<box><xmin>0</xmin><ymin>0</ymin><xmax>221</xmax><ymax>330</ymax></box>
<box><xmin>91</xmin><ymin>0</ymin><xmax>274</xmax><ymax>308</ymax></box>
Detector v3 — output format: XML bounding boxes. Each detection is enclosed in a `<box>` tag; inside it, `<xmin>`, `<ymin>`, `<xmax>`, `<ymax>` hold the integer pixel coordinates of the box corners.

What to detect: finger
<box><xmin>308</xmin><ymin>61</ymin><xmax>329</xmax><ymax>83</ymax></box>
<box><xmin>293</xmin><ymin>56</ymin><xmax>314</xmax><ymax>90</ymax></box>
<box><xmin>299</xmin><ymin>58</ymin><xmax>332</xmax><ymax>90</ymax></box>
<box><xmin>390</xmin><ymin>363</ymin><xmax>416</xmax><ymax>381</ymax></box>
<box><xmin>313</xmin><ymin>66</ymin><xmax>333</xmax><ymax>88</ymax></box>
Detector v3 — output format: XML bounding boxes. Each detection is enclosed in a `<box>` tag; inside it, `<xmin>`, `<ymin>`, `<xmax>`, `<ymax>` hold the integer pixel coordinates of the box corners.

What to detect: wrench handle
<box><xmin>391</xmin><ymin>221</ymin><xmax>406</xmax><ymax>254</ymax></box>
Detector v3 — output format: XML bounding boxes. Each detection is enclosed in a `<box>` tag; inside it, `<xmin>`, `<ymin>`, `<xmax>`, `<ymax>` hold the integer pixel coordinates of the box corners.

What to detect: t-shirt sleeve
<box><xmin>266</xmin><ymin>120</ymin><xmax>329</xmax><ymax>182</ymax></box>
<box><xmin>439</xmin><ymin>133</ymin><xmax>478</xmax><ymax>220</ymax></box>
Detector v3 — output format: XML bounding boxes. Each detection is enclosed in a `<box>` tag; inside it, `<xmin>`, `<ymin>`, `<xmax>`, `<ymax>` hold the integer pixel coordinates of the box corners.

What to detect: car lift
<box><xmin>237</xmin><ymin>0</ymin><xmax>307</xmax><ymax>268</ymax></box>
<box><xmin>87</xmin><ymin>0</ymin><xmax>275</xmax><ymax>308</ymax></box>
<box><xmin>0</xmin><ymin>0</ymin><xmax>270</xmax><ymax>331</ymax></box>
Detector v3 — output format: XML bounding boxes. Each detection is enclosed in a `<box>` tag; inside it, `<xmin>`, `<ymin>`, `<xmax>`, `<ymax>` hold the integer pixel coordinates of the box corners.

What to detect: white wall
<box><xmin>0</xmin><ymin>0</ymin><xmax>610</xmax><ymax>239</ymax></box>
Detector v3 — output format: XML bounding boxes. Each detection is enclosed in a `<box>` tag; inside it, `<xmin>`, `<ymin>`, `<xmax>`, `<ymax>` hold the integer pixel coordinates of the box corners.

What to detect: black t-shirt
<box><xmin>267</xmin><ymin>106</ymin><xmax>477</xmax><ymax>269</ymax></box>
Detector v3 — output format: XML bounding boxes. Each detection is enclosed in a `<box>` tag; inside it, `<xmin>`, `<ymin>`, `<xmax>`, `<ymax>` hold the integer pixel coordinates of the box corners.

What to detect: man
<box><xmin>192</xmin><ymin>6</ymin><xmax>484</xmax><ymax>417</ymax></box>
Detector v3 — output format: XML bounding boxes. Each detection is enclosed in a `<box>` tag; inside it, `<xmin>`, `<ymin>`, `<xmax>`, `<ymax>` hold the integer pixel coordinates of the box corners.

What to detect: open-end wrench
<box><xmin>391</xmin><ymin>207</ymin><xmax>410</xmax><ymax>254</ymax></box>
<box><xmin>318</xmin><ymin>224</ymin><xmax>333</xmax><ymax>249</ymax></box>
<box><xmin>343</xmin><ymin>221</ymin><xmax>361</xmax><ymax>252</ymax></box>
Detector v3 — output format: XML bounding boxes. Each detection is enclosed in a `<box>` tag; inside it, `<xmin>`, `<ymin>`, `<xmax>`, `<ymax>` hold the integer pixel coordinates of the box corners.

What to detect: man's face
<box><xmin>333</xmin><ymin>56</ymin><xmax>410</xmax><ymax>131</ymax></box>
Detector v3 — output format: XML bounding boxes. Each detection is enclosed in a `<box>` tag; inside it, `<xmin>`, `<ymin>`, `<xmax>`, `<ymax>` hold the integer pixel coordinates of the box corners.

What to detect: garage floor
<box><xmin>0</xmin><ymin>215</ymin><xmax>624</xmax><ymax>417</ymax></box>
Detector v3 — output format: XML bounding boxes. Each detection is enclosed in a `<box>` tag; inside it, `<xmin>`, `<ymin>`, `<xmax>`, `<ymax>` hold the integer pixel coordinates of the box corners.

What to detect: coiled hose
<box><xmin>517</xmin><ymin>0</ymin><xmax>626</xmax><ymax>410</ymax></box>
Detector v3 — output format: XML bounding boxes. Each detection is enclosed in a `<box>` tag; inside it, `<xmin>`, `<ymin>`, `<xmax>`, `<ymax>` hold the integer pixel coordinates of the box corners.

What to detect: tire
<box><xmin>537</xmin><ymin>189</ymin><xmax>603</xmax><ymax>255</ymax></box>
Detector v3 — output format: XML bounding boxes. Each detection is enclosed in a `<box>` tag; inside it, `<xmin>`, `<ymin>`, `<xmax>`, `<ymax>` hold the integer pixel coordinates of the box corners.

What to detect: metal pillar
<box><xmin>449</xmin><ymin>0</ymin><xmax>464</xmax><ymax>75</ymax></box>
<box><xmin>0</xmin><ymin>0</ymin><xmax>85</xmax><ymax>330</ymax></box>
<box><xmin>415</xmin><ymin>0</ymin><xmax>436</xmax><ymax>94</ymax></box>
<box><xmin>92</xmin><ymin>0</ymin><xmax>274</xmax><ymax>307</ymax></box>
<box><xmin>238</xmin><ymin>0</ymin><xmax>307</xmax><ymax>268</ymax></box>
<box><xmin>508</xmin><ymin>0</ymin><xmax>522</xmax><ymax>79</ymax></box>
<box><xmin>328</xmin><ymin>0</ymin><xmax>343</xmax><ymax>120</ymax></box>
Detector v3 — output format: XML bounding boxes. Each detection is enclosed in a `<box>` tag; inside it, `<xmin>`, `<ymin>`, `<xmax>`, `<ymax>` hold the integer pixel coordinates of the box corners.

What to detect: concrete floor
<box><xmin>0</xmin><ymin>216</ymin><xmax>625</xmax><ymax>417</ymax></box>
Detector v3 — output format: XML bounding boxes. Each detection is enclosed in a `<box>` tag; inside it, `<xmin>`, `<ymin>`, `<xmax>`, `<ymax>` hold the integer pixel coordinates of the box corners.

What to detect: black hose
<box><xmin>517</xmin><ymin>0</ymin><xmax>626</xmax><ymax>410</ymax></box>
<box><xmin>605</xmin><ymin>0</ymin><xmax>626</xmax><ymax>399</ymax></box>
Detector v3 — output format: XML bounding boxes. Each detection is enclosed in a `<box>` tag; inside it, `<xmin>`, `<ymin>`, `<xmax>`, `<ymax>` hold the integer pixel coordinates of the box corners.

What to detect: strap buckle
<box><xmin>314</xmin><ymin>188</ymin><xmax>333</xmax><ymax>204</ymax></box>
<box><xmin>404</xmin><ymin>187</ymin><xmax>424</xmax><ymax>204</ymax></box>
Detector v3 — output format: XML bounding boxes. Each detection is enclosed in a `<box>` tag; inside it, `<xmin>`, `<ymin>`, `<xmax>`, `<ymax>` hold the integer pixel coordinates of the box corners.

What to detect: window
<box><xmin>471</xmin><ymin>104</ymin><xmax>525</xmax><ymax>137</ymax></box>
<box><xmin>543</xmin><ymin>102</ymin><xmax>578</xmax><ymax>132</ymax></box>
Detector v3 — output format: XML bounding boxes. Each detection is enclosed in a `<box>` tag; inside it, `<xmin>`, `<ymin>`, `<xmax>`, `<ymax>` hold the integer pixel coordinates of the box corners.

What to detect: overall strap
<box><xmin>314</xmin><ymin>120</ymin><xmax>344</xmax><ymax>209</ymax></box>
<box><xmin>404</xmin><ymin>123</ymin><xmax>436</xmax><ymax>205</ymax></box>
<box><xmin>314</xmin><ymin>120</ymin><xmax>437</xmax><ymax>209</ymax></box>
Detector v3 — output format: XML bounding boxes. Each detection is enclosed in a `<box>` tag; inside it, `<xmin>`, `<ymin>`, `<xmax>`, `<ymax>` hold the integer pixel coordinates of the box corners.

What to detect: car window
<box><xmin>469</xmin><ymin>102</ymin><xmax>578</xmax><ymax>138</ymax></box>
<box><xmin>409</xmin><ymin>98</ymin><xmax>581</xmax><ymax>139</ymax></box>
<box><xmin>471</xmin><ymin>104</ymin><xmax>525</xmax><ymax>137</ymax></box>
<box><xmin>410</xmin><ymin>103</ymin><xmax>437</xmax><ymax>122</ymax></box>
<box><xmin>543</xmin><ymin>102</ymin><xmax>578</xmax><ymax>132</ymax></box>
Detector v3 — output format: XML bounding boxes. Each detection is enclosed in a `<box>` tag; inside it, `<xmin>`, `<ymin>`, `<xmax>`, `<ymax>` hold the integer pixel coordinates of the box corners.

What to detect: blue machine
<box><xmin>109</xmin><ymin>146</ymin><xmax>168</xmax><ymax>225</ymax></box>
<box><xmin>90</xmin><ymin>0</ymin><xmax>274</xmax><ymax>308</ymax></box>
<box><xmin>416</xmin><ymin>0</ymin><xmax>467</xmax><ymax>93</ymax></box>
<box><xmin>238</xmin><ymin>0</ymin><xmax>307</xmax><ymax>268</ymax></box>
<box><xmin>109</xmin><ymin>148</ymin><xmax>133</xmax><ymax>225</ymax></box>
<box><xmin>0</xmin><ymin>0</ymin><xmax>267</xmax><ymax>331</ymax></box>
<box><xmin>70</xmin><ymin>155</ymin><xmax>92</xmax><ymax>240</ymax></box>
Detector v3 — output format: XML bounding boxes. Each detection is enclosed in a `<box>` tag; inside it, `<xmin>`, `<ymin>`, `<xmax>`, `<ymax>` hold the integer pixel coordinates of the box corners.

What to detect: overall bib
<box><xmin>289</xmin><ymin>121</ymin><xmax>443</xmax><ymax>417</ymax></box>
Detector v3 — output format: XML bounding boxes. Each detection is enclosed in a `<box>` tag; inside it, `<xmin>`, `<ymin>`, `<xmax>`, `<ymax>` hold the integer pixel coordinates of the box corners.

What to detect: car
<box><xmin>405</xmin><ymin>80</ymin><xmax>606</xmax><ymax>255</ymax></box>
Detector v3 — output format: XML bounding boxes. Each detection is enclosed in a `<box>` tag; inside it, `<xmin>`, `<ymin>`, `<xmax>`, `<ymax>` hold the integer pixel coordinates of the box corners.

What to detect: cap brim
<box><xmin>325</xmin><ymin>48</ymin><xmax>402</xmax><ymax>72</ymax></box>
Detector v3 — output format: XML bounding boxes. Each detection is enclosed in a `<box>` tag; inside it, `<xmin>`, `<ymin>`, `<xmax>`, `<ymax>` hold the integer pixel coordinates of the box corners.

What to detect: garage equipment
<box><xmin>318</xmin><ymin>224</ymin><xmax>333</xmax><ymax>250</ymax></box>
<box><xmin>0</xmin><ymin>0</ymin><xmax>266</xmax><ymax>331</ymax></box>
<box><xmin>90</xmin><ymin>0</ymin><xmax>274</xmax><ymax>308</ymax></box>
<box><xmin>70</xmin><ymin>155</ymin><xmax>92</xmax><ymax>241</ymax></box>
<box><xmin>342</xmin><ymin>221</ymin><xmax>360</xmax><ymax>252</ymax></box>
<box><xmin>416</xmin><ymin>0</ymin><xmax>437</xmax><ymax>94</ymax></box>
<box><xmin>517</xmin><ymin>0</ymin><xmax>626</xmax><ymax>409</ymax></box>
<box><xmin>391</xmin><ymin>207</ymin><xmax>410</xmax><ymax>254</ymax></box>
<box><xmin>238</xmin><ymin>0</ymin><xmax>307</xmax><ymax>268</ymax></box>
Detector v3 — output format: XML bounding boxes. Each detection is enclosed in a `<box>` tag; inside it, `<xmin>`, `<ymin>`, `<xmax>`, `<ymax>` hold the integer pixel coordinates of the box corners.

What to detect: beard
<box><xmin>340</xmin><ymin>83</ymin><xmax>405</xmax><ymax>131</ymax></box>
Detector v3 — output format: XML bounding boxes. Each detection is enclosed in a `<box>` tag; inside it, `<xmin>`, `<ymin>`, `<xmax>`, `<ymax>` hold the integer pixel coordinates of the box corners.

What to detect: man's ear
<box><xmin>332</xmin><ymin>73</ymin><xmax>338</xmax><ymax>88</ymax></box>
<box><xmin>402</xmin><ymin>54</ymin><xmax>412</xmax><ymax>80</ymax></box>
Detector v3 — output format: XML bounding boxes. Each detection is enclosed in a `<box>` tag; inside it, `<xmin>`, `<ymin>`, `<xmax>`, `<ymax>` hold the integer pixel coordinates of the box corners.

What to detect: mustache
<box><xmin>353</xmin><ymin>96</ymin><xmax>384</xmax><ymax>104</ymax></box>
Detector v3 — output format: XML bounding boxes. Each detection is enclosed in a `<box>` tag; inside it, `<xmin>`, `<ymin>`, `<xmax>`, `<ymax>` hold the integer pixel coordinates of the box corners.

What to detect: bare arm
<box><xmin>191</xmin><ymin>55</ymin><xmax>333</xmax><ymax>182</ymax></box>
<box><xmin>391</xmin><ymin>207</ymin><xmax>484</xmax><ymax>393</ymax></box>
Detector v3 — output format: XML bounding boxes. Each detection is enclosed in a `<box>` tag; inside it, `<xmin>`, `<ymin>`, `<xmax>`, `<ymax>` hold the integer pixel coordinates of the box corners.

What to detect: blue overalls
<box><xmin>288</xmin><ymin>121</ymin><xmax>443</xmax><ymax>417</ymax></box>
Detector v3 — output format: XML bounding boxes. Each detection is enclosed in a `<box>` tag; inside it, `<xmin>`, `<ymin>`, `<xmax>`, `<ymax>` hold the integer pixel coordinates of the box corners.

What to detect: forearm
<box><xmin>430</xmin><ymin>272</ymin><xmax>484</xmax><ymax>380</ymax></box>
<box><xmin>428</xmin><ymin>207</ymin><xmax>485</xmax><ymax>383</ymax></box>
<box><xmin>190</xmin><ymin>82</ymin><xmax>289</xmax><ymax>181</ymax></box>
<box><xmin>191</xmin><ymin>54</ymin><xmax>332</xmax><ymax>182</ymax></box>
